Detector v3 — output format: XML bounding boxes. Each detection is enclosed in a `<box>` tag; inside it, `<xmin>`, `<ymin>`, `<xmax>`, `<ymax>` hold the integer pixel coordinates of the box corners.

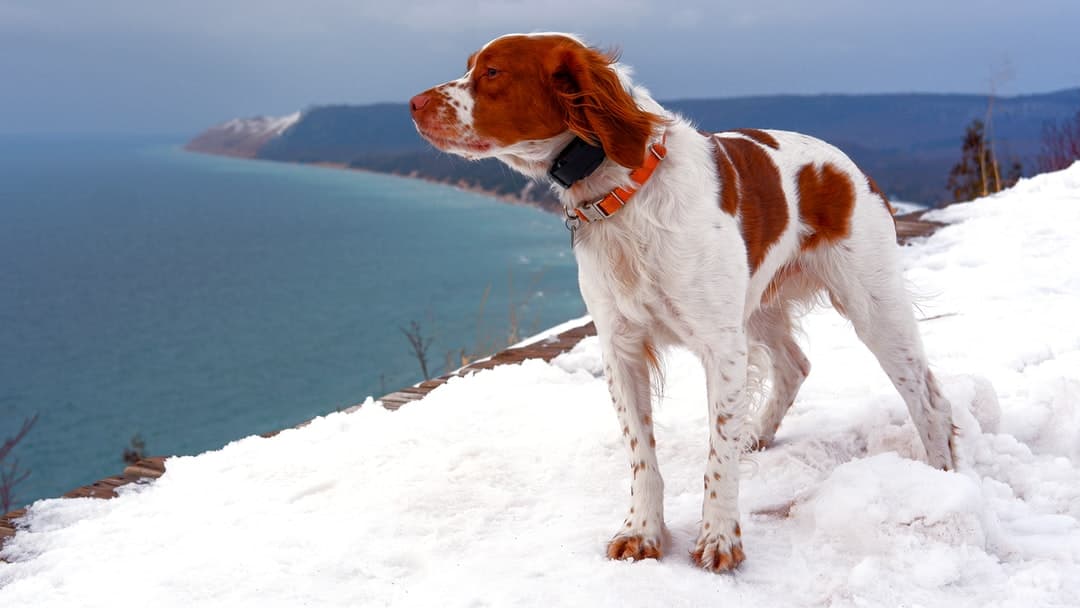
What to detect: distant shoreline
<box><xmin>183</xmin><ymin>147</ymin><xmax>560</xmax><ymax>217</ymax></box>
<box><xmin>182</xmin><ymin>147</ymin><xmax>931</xmax><ymax>217</ymax></box>
<box><xmin>311</xmin><ymin>161</ymin><xmax>559</xmax><ymax>215</ymax></box>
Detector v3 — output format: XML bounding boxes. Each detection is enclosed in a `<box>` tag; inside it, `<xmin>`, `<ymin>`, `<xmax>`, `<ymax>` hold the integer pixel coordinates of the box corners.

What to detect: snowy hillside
<box><xmin>184</xmin><ymin>112</ymin><xmax>301</xmax><ymax>158</ymax></box>
<box><xmin>3</xmin><ymin>165</ymin><xmax>1080</xmax><ymax>606</ymax></box>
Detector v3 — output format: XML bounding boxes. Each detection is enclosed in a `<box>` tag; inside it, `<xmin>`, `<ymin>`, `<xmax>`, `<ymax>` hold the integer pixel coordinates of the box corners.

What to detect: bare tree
<box><xmin>1</xmin><ymin>414</ymin><xmax>39</xmax><ymax>513</ymax></box>
<box><xmin>982</xmin><ymin>59</ymin><xmax>1016</xmax><ymax>194</ymax></box>
<box><xmin>1038</xmin><ymin>110</ymin><xmax>1080</xmax><ymax>173</ymax></box>
<box><xmin>947</xmin><ymin>119</ymin><xmax>1021</xmax><ymax>203</ymax></box>
<box><xmin>401</xmin><ymin>320</ymin><xmax>434</xmax><ymax>380</ymax></box>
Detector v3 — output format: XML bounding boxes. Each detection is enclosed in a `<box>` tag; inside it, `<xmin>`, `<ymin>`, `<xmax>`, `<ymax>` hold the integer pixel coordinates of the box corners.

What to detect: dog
<box><xmin>409</xmin><ymin>33</ymin><xmax>956</xmax><ymax>572</ymax></box>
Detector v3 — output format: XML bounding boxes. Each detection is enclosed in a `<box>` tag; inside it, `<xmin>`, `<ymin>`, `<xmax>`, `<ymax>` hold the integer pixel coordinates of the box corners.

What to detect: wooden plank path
<box><xmin>362</xmin><ymin>320</ymin><xmax>597</xmax><ymax>412</ymax></box>
<box><xmin>0</xmin><ymin>211</ymin><xmax>939</xmax><ymax>555</ymax></box>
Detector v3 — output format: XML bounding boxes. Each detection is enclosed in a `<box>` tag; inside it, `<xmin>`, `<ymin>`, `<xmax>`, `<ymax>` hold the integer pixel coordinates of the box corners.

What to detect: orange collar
<box><xmin>565</xmin><ymin>135</ymin><xmax>667</xmax><ymax>229</ymax></box>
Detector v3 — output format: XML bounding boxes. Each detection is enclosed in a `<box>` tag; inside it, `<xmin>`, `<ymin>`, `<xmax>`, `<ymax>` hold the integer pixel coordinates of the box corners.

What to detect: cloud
<box><xmin>1</xmin><ymin>0</ymin><xmax>1078</xmax><ymax>133</ymax></box>
<box><xmin>0</xmin><ymin>0</ymin><xmax>654</xmax><ymax>36</ymax></box>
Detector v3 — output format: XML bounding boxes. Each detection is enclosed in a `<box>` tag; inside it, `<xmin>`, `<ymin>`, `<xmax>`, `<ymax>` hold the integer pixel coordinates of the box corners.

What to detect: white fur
<box><xmin>415</xmin><ymin>33</ymin><xmax>957</xmax><ymax>571</ymax></box>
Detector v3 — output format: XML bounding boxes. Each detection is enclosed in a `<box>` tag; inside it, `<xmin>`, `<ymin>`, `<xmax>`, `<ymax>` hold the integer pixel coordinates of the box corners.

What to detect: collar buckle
<box><xmin>564</xmin><ymin>211</ymin><xmax>581</xmax><ymax>232</ymax></box>
<box><xmin>577</xmin><ymin>202</ymin><xmax>608</xmax><ymax>223</ymax></box>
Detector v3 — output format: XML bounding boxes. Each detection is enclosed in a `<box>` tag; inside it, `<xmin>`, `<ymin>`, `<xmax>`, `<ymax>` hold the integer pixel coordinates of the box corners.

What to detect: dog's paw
<box><xmin>690</xmin><ymin>521</ymin><xmax>745</xmax><ymax>572</ymax></box>
<box><xmin>606</xmin><ymin>533</ymin><xmax>664</xmax><ymax>561</ymax></box>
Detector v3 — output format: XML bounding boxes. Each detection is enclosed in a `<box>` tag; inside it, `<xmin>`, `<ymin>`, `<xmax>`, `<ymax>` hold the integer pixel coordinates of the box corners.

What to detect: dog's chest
<box><xmin>574</xmin><ymin>224</ymin><xmax>672</xmax><ymax>312</ymax></box>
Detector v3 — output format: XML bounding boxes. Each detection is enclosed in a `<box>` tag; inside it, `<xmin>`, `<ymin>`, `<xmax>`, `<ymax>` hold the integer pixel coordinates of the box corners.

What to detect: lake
<box><xmin>0</xmin><ymin>136</ymin><xmax>583</xmax><ymax>506</ymax></box>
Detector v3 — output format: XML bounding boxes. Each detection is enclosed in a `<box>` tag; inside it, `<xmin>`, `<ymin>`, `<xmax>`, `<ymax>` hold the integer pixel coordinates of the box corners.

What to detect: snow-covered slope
<box><xmin>184</xmin><ymin>112</ymin><xmax>300</xmax><ymax>158</ymax></box>
<box><xmin>3</xmin><ymin>165</ymin><xmax>1080</xmax><ymax>607</ymax></box>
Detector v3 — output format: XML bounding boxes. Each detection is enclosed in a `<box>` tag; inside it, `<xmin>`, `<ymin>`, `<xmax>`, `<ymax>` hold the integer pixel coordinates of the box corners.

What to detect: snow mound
<box><xmin>3</xmin><ymin>165</ymin><xmax>1080</xmax><ymax>606</ymax></box>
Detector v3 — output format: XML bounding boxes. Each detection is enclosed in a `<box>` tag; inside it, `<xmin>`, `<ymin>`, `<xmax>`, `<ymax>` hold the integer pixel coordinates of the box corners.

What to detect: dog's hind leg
<box><xmin>813</xmin><ymin>202</ymin><xmax>956</xmax><ymax>470</ymax></box>
<box><xmin>748</xmin><ymin>305</ymin><xmax>810</xmax><ymax>449</ymax></box>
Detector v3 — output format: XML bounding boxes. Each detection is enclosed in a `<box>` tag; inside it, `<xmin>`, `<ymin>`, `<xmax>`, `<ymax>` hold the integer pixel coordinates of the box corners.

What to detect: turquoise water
<box><xmin>0</xmin><ymin>136</ymin><xmax>583</xmax><ymax>507</ymax></box>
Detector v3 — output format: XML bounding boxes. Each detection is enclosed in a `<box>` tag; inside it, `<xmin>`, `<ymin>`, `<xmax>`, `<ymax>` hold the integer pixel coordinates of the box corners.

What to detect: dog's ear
<box><xmin>550</xmin><ymin>44</ymin><xmax>663</xmax><ymax>168</ymax></box>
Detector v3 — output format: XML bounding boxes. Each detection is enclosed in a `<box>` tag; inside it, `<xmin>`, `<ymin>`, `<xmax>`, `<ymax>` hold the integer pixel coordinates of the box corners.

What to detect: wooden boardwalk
<box><xmin>363</xmin><ymin>321</ymin><xmax>597</xmax><ymax>412</ymax></box>
<box><xmin>0</xmin><ymin>212</ymin><xmax>940</xmax><ymax>555</ymax></box>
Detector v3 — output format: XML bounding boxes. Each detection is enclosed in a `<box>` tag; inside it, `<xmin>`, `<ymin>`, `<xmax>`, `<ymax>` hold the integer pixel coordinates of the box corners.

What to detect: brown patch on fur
<box><xmin>710</xmin><ymin>490</ymin><xmax>717</xmax><ymax>499</ymax></box>
<box><xmin>690</xmin><ymin>540</ymin><xmax>745</xmax><ymax>572</ymax></box>
<box><xmin>734</xmin><ymin>128</ymin><xmax>780</xmax><ymax>149</ymax></box>
<box><xmin>643</xmin><ymin>414</ymin><xmax>652</xmax><ymax>426</ymax></box>
<box><xmin>716</xmin><ymin>136</ymin><xmax>789</xmax><ymax>273</ymax></box>
<box><xmin>630</xmin><ymin>437</ymin><xmax>639</xmax><ymax>450</ymax></box>
<box><xmin>607</xmin><ymin>535</ymin><xmax>663</xmax><ymax>561</ymax></box>
<box><xmin>418</xmin><ymin>35</ymin><xmax>664</xmax><ymax>167</ymax></box>
<box><xmin>711</xmin><ymin>138</ymin><xmax>739</xmax><ymax>216</ymax></box>
<box><xmin>649</xmin><ymin>434</ymin><xmax>656</xmax><ymax>448</ymax></box>
<box><xmin>549</xmin><ymin>42</ymin><xmax>664</xmax><ymax>167</ymax></box>
<box><xmin>731</xmin><ymin>544</ymin><xmax>746</xmax><ymax>566</ymax></box>
<box><xmin>798</xmin><ymin>162</ymin><xmax>856</xmax><ymax>251</ymax></box>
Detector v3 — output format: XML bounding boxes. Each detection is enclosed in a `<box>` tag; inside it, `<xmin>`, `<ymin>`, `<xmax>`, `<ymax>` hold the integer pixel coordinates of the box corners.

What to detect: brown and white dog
<box><xmin>409</xmin><ymin>33</ymin><xmax>956</xmax><ymax>572</ymax></box>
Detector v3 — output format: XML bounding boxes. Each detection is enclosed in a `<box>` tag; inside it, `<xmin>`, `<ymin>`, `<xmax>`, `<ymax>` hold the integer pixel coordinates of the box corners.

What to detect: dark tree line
<box><xmin>1038</xmin><ymin>110</ymin><xmax>1080</xmax><ymax>173</ymax></box>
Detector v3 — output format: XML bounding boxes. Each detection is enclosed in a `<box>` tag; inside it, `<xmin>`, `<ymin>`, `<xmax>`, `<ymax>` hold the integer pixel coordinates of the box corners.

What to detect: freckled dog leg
<box><xmin>691</xmin><ymin>329</ymin><xmax>748</xmax><ymax>572</ymax></box>
<box><xmin>748</xmin><ymin>306</ymin><xmax>811</xmax><ymax>449</ymax></box>
<box><xmin>599</xmin><ymin>331</ymin><xmax>666</xmax><ymax>561</ymax></box>
<box><xmin>820</xmin><ymin>214</ymin><xmax>957</xmax><ymax>471</ymax></box>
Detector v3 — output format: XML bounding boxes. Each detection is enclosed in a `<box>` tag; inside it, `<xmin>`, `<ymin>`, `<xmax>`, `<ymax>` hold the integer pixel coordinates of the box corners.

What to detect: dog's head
<box><xmin>409</xmin><ymin>33</ymin><xmax>662</xmax><ymax>174</ymax></box>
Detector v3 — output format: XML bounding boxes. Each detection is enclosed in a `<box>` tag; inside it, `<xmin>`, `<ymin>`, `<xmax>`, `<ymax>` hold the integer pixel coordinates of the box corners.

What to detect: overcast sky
<box><xmin>2</xmin><ymin>0</ymin><xmax>1078</xmax><ymax>135</ymax></box>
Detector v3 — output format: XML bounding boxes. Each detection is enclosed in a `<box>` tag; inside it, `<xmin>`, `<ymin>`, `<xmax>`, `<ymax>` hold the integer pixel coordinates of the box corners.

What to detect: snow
<box><xmin>4</xmin><ymin>164</ymin><xmax>1080</xmax><ymax>606</ymax></box>
<box><xmin>220</xmin><ymin>112</ymin><xmax>301</xmax><ymax>137</ymax></box>
<box><xmin>890</xmin><ymin>199</ymin><xmax>928</xmax><ymax>215</ymax></box>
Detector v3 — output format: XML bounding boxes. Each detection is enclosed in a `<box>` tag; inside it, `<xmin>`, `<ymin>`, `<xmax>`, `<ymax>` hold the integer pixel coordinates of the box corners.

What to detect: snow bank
<box><xmin>3</xmin><ymin>165</ymin><xmax>1080</xmax><ymax>606</ymax></box>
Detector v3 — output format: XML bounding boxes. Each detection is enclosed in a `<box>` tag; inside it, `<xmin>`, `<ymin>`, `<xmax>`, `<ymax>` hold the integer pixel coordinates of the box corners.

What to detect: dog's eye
<box><xmin>485</xmin><ymin>67</ymin><xmax>500</xmax><ymax>79</ymax></box>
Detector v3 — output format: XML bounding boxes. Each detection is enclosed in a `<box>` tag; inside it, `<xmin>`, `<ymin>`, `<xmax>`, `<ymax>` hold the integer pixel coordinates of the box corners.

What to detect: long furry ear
<box><xmin>550</xmin><ymin>45</ymin><xmax>663</xmax><ymax>168</ymax></box>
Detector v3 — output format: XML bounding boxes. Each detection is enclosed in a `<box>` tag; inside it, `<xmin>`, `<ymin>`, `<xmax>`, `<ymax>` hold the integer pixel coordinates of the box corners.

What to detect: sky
<box><xmin>2</xmin><ymin>0</ymin><xmax>1079</xmax><ymax>135</ymax></box>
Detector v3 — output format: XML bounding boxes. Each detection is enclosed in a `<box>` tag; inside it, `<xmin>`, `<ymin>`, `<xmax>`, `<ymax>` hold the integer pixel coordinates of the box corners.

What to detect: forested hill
<box><xmin>187</xmin><ymin>88</ymin><xmax>1080</xmax><ymax>207</ymax></box>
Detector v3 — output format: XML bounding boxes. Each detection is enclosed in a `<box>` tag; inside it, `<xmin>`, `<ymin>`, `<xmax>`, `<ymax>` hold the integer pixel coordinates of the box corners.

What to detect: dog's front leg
<box><xmin>691</xmin><ymin>327</ymin><xmax>748</xmax><ymax>572</ymax></box>
<box><xmin>598</xmin><ymin>325</ymin><xmax>667</xmax><ymax>561</ymax></box>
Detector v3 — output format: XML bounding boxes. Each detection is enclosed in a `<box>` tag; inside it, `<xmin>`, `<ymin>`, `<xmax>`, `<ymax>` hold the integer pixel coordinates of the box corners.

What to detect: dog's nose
<box><xmin>410</xmin><ymin>93</ymin><xmax>430</xmax><ymax>113</ymax></box>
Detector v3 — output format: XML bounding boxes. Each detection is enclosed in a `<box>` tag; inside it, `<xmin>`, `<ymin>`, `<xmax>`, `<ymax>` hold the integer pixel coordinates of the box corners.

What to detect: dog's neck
<box><xmin>548</xmin><ymin>137</ymin><xmax>607</xmax><ymax>189</ymax></box>
<box><xmin>493</xmin><ymin>135</ymin><xmax>634</xmax><ymax>208</ymax></box>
